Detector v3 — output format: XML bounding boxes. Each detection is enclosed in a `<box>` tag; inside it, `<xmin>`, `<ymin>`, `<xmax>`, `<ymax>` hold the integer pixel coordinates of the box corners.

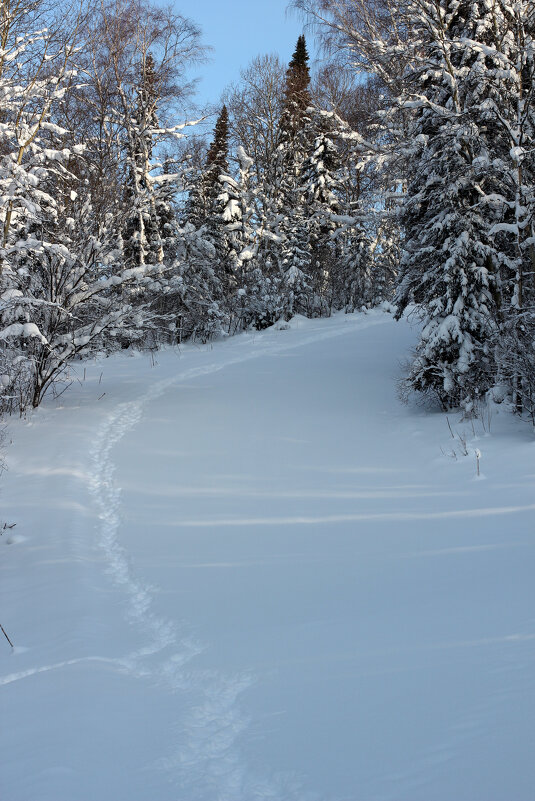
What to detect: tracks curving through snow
<box><xmin>4</xmin><ymin>308</ymin><xmax>532</xmax><ymax>801</ymax></box>
<box><xmin>86</xmin><ymin>314</ymin><xmax>388</xmax><ymax>799</ymax></box>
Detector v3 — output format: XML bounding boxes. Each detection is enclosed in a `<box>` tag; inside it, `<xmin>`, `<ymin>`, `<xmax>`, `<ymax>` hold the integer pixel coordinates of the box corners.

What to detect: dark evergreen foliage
<box><xmin>282</xmin><ymin>35</ymin><xmax>312</xmax><ymax>136</ymax></box>
<box><xmin>205</xmin><ymin>105</ymin><xmax>230</xmax><ymax>188</ymax></box>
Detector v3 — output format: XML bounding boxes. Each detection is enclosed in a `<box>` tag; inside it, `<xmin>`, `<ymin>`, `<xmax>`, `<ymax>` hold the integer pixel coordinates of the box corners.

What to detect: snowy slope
<box><xmin>1</xmin><ymin>310</ymin><xmax>534</xmax><ymax>801</ymax></box>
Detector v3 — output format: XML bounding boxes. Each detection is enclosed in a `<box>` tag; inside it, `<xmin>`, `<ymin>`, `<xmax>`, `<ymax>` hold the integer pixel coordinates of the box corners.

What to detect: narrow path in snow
<box><xmin>85</xmin><ymin>312</ymin><xmax>392</xmax><ymax>799</ymax></box>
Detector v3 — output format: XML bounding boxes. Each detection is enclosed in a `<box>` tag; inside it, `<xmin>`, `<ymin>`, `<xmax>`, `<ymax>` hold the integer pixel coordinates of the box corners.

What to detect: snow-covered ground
<box><xmin>1</xmin><ymin>310</ymin><xmax>534</xmax><ymax>801</ymax></box>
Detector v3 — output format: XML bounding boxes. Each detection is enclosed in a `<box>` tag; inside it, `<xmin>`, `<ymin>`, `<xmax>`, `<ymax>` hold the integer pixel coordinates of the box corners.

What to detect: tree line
<box><xmin>1</xmin><ymin>0</ymin><xmax>534</xmax><ymax>424</ymax></box>
<box><xmin>295</xmin><ymin>0</ymin><xmax>535</xmax><ymax>421</ymax></box>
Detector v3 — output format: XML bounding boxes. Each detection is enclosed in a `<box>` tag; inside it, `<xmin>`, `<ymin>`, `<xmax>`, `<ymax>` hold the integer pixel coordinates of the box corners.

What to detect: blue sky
<box><xmin>174</xmin><ymin>0</ymin><xmax>308</xmax><ymax>106</ymax></box>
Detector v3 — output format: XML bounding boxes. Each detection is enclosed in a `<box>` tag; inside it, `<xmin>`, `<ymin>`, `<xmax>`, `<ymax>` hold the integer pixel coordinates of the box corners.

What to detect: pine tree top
<box><xmin>282</xmin><ymin>36</ymin><xmax>312</xmax><ymax>135</ymax></box>
<box><xmin>288</xmin><ymin>35</ymin><xmax>309</xmax><ymax>71</ymax></box>
<box><xmin>206</xmin><ymin>105</ymin><xmax>229</xmax><ymax>175</ymax></box>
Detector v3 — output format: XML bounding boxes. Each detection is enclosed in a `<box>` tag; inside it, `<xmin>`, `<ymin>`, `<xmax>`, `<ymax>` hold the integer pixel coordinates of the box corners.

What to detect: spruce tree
<box><xmin>273</xmin><ymin>37</ymin><xmax>315</xmax><ymax>314</ymax></box>
<box><xmin>218</xmin><ymin>146</ymin><xmax>278</xmax><ymax>333</ymax></box>
<box><xmin>178</xmin><ymin>107</ymin><xmax>233</xmax><ymax>340</ymax></box>
<box><xmin>301</xmin><ymin>110</ymin><xmax>343</xmax><ymax>313</ymax></box>
<box><xmin>204</xmin><ymin>106</ymin><xmax>230</xmax><ymax>250</ymax></box>
<box><xmin>184</xmin><ymin>162</ymin><xmax>209</xmax><ymax>230</ymax></box>
<box><xmin>204</xmin><ymin>105</ymin><xmax>230</xmax><ymax>199</ymax></box>
<box><xmin>479</xmin><ymin>1</ymin><xmax>535</xmax><ymax>417</ymax></box>
<box><xmin>204</xmin><ymin>107</ymin><xmax>235</xmax><ymax>304</ymax></box>
<box><xmin>281</xmin><ymin>35</ymin><xmax>312</xmax><ymax>137</ymax></box>
<box><xmin>394</xmin><ymin>0</ymin><xmax>506</xmax><ymax>411</ymax></box>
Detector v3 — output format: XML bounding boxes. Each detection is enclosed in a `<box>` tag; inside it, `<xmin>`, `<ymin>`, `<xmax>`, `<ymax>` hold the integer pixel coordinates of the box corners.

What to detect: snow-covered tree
<box><xmin>0</xmin><ymin>0</ymin><xmax>208</xmax><ymax>410</ymax></box>
<box><xmin>295</xmin><ymin>0</ymin><xmax>535</xmax><ymax>419</ymax></box>
<box><xmin>223</xmin><ymin>147</ymin><xmax>273</xmax><ymax>332</ymax></box>
<box><xmin>122</xmin><ymin>51</ymin><xmax>165</xmax><ymax>269</ymax></box>
<box><xmin>0</xmin><ymin>6</ymin><xmax>82</xmax><ymax>411</ymax></box>
<box><xmin>393</xmin><ymin>0</ymin><xmax>515</xmax><ymax>410</ymax></box>
<box><xmin>301</xmin><ymin>109</ymin><xmax>344</xmax><ymax>312</ymax></box>
<box><xmin>477</xmin><ymin>0</ymin><xmax>535</xmax><ymax>416</ymax></box>
<box><xmin>272</xmin><ymin>37</ymin><xmax>315</xmax><ymax>315</ymax></box>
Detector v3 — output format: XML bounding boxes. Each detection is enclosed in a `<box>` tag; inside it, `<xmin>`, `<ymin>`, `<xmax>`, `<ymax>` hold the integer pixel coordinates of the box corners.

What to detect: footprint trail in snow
<box><xmin>87</xmin><ymin>316</ymin><xmax>382</xmax><ymax>799</ymax></box>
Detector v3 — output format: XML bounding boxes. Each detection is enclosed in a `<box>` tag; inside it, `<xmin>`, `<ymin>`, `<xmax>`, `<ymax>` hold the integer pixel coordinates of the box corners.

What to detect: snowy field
<box><xmin>1</xmin><ymin>309</ymin><xmax>534</xmax><ymax>801</ymax></box>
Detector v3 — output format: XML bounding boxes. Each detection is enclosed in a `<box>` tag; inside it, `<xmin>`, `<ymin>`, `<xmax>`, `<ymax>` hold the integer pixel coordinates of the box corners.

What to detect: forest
<box><xmin>0</xmin><ymin>0</ymin><xmax>534</xmax><ymax>421</ymax></box>
<box><xmin>2</xmin><ymin>3</ymin><xmax>535</xmax><ymax>796</ymax></box>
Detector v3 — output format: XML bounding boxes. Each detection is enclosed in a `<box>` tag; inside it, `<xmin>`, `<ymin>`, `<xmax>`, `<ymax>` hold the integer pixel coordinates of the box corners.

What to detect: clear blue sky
<box><xmin>174</xmin><ymin>0</ymin><xmax>308</xmax><ymax>106</ymax></box>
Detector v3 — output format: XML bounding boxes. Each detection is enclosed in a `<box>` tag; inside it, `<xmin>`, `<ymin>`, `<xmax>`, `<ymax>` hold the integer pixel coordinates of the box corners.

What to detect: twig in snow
<box><xmin>455</xmin><ymin>430</ymin><xmax>469</xmax><ymax>456</ymax></box>
<box><xmin>1</xmin><ymin>622</ymin><xmax>13</xmax><ymax>649</ymax></box>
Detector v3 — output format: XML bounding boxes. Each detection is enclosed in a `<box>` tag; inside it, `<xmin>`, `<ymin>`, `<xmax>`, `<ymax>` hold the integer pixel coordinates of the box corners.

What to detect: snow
<box><xmin>0</xmin><ymin>322</ymin><xmax>48</xmax><ymax>343</ymax></box>
<box><xmin>1</xmin><ymin>310</ymin><xmax>534</xmax><ymax>801</ymax></box>
<box><xmin>1</xmin><ymin>289</ymin><xmax>23</xmax><ymax>301</ymax></box>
